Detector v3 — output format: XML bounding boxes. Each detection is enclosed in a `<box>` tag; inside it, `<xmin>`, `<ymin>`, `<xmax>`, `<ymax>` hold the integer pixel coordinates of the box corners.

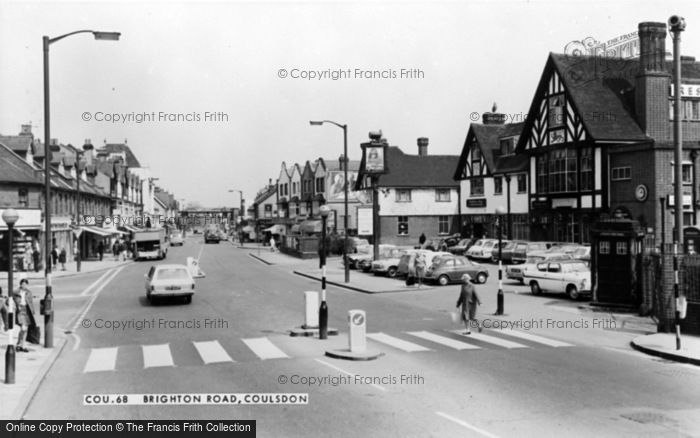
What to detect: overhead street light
<box><xmin>310</xmin><ymin>120</ymin><xmax>350</xmax><ymax>284</ymax></box>
<box><xmin>43</xmin><ymin>29</ymin><xmax>120</xmax><ymax>348</ymax></box>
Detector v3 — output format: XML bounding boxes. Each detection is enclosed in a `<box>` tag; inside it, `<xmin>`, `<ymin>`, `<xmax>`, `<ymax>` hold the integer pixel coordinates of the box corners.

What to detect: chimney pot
<box><xmin>417</xmin><ymin>137</ymin><xmax>429</xmax><ymax>156</ymax></box>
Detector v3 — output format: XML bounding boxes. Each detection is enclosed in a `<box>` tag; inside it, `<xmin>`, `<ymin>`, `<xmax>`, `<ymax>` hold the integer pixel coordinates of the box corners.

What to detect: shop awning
<box><xmin>80</xmin><ymin>226</ymin><xmax>118</xmax><ymax>237</ymax></box>
<box><xmin>120</xmin><ymin>224</ymin><xmax>142</xmax><ymax>233</ymax></box>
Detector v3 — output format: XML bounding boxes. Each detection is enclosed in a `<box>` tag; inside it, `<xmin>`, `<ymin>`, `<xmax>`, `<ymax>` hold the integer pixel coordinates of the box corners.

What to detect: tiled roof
<box><xmin>100</xmin><ymin>143</ymin><xmax>142</xmax><ymax>167</ymax></box>
<box><xmin>494</xmin><ymin>154</ymin><xmax>529</xmax><ymax>174</ymax></box>
<box><xmin>0</xmin><ymin>142</ymin><xmax>42</xmax><ymax>184</ymax></box>
<box><xmin>370</xmin><ymin>146</ymin><xmax>459</xmax><ymax>188</ymax></box>
<box><xmin>255</xmin><ymin>185</ymin><xmax>277</xmax><ymax>204</ymax></box>
<box><xmin>0</xmin><ymin>135</ymin><xmax>33</xmax><ymax>153</ymax></box>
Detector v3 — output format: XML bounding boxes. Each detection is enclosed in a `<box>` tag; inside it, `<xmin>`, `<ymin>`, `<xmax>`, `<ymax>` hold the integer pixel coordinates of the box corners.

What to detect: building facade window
<box><xmin>315</xmin><ymin>177</ymin><xmax>325</xmax><ymax>194</ymax></box>
<box><xmin>438</xmin><ymin>215</ymin><xmax>449</xmax><ymax>235</ymax></box>
<box><xmin>548</xmin><ymin>147</ymin><xmax>577</xmax><ymax>193</ymax></box>
<box><xmin>18</xmin><ymin>188</ymin><xmax>28</xmax><ymax>207</ymax></box>
<box><xmin>517</xmin><ymin>174</ymin><xmax>527</xmax><ymax>193</ymax></box>
<box><xmin>682</xmin><ymin>163</ymin><xmax>693</xmax><ymax>185</ymax></box>
<box><xmin>470</xmin><ymin>178</ymin><xmax>484</xmax><ymax>196</ymax></box>
<box><xmin>611</xmin><ymin>167</ymin><xmax>631</xmax><ymax>181</ymax></box>
<box><xmin>494</xmin><ymin>177</ymin><xmax>503</xmax><ymax>195</ymax></box>
<box><xmin>670</xmin><ymin>99</ymin><xmax>700</xmax><ymax>121</ymax></box>
<box><xmin>435</xmin><ymin>189</ymin><xmax>451</xmax><ymax>202</ymax></box>
<box><xmin>500</xmin><ymin>138</ymin><xmax>514</xmax><ymax>156</ymax></box>
<box><xmin>398</xmin><ymin>216</ymin><xmax>408</xmax><ymax>235</ymax></box>
<box><xmin>581</xmin><ymin>147</ymin><xmax>594</xmax><ymax>191</ymax></box>
<box><xmin>396</xmin><ymin>189</ymin><xmax>412</xmax><ymax>202</ymax></box>
<box><xmin>536</xmin><ymin>155</ymin><xmax>547</xmax><ymax>193</ymax></box>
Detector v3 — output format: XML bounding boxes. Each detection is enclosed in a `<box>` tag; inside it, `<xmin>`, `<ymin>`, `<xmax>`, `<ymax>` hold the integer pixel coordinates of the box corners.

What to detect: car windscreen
<box><xmin>155</xmin><ymin>268</ymin><xmax>190</xmax><ymax>280</ymax></box>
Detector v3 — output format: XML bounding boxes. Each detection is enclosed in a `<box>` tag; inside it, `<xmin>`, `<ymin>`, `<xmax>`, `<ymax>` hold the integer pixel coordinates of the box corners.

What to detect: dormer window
<box><xmin>499</xmin><ymin>138</ymin><xmax>514</xmax><ymax>156</ymax></box>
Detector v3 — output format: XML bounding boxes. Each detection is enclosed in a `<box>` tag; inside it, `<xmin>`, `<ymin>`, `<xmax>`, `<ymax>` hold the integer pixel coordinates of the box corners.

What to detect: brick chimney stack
<box><xmin>635</xmin><ymin>22</ymin><xmax>671</xmax><ymax>140</ymax></box>
<box><xmin>482</xmin><ymin>102</ymin><xmax>506</xmax><ymax>125</ymax></box>
<box><xmin>417</xmin><ymin>137</ymin><xmax>429</xmax><ymax>156</ymax></box>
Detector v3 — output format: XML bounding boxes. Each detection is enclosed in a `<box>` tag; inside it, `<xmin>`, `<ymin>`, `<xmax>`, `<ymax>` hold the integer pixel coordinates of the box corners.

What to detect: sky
<box><xmin>1</xmin><ymin>0</ymin><xmax>699</xmax><ymax>208</ymax></box>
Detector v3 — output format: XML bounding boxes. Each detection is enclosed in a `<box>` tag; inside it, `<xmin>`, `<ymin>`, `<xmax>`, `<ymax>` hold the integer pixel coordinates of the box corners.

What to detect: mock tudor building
<box><xmin>454</xmin><ymin>108</ymin><xmax>529</xmax><ymax>240</ymax></box>
<box><xmin>515</xmin><ymin>22</ymin><xmax>700</xmax><ymax>245</ymax></box>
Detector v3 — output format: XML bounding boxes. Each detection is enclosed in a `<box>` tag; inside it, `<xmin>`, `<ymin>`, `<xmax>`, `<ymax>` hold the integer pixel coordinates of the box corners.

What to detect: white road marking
<box><xmin>143</xmin><ymin>344</ymin><xmax>175</xmax><ymax>368</ymax></box>
<box><xmin>450</xmin><ymin>331</ymin><xmax>527</xmax><ymax>349</ymax></box>
<box><xmin>436</xmin><ymin>411</ymin><xmax>501</xmax><ymax>438</ymax></box>
<box><xmin>407</xmin><ymin>331</ymin><xmax>481</xmax><ymax>350</ymax></box>
<box><xmin>367</xmin><ymin>332</ymin><xmax>431</xmax><ymax>352</ymax></box>
<box><xmin>315</xmin><ymin>359</ymin><xmax>386</xmax><ymax>392</ymax></box>
<box><xmin>193</xmin><ymin>340</ymin><xmax>234</xmax><ymax>364</ymax></box>
<box><xmin>68</xmin><ymin>267</ymin><xmax>124</xmax><ymax>351</ymax></box>
<box><xmin>80</xmin><ymin>269</ymin><xmax>115</xmax><ymax>296</ymax></box>
<box><xmin>83</xmin><ymin>347</ymin><xmax>118</xmax><ymax>373</ymax></box>
<box><xmin>496</xmin><ymin>330</ymin><xmax>574</xmax><ymax>347</ymax></box>
<box><xmin>242</xmin><ymin>337</ymin><xmax>289</xmax><ymax>360</ymax></box>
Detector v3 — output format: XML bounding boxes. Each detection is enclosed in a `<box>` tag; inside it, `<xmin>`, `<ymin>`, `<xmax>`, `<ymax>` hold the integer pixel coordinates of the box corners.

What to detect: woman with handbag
<box><xmin>456</xmin><ymin>274</ymin><xmax>482</xmax><ymax>335</ymax></box>
<box><xmin>13</xmin><ymin>278</ymin><xmax>38</xmax><ymax>352</ymax></box>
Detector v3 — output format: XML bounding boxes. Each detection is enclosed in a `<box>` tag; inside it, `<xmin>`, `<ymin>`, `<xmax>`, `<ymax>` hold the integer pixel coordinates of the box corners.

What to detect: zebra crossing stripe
<box><xmin>451</xmin><ymin>331</ymin><xmax>527</xmax><ymax>349</ymax></box>
<box><xmin>496</xmin><ymin>330</ymin><xmax>574</xmax><ymax>347</ymax></box>
<box><xmin>143</xmin><ymin>344</ymin><xmax>175</xmax><ymax>368</ymax></box>
<box><xmin>367</xmin><ymin>332</ymin><xmax>431</xmax><ymax>352</ymax></box>
<box><xmin>406</xmin><ymin>331</ymin><xmax>481</xmax><ymax>350</ymax></box>
<box><xmin>83</xmin><ymin>347</ymin><xmax>118</xmax><ymax>373</ymax></box>
<box><xmin>242</xmin><ymin>338</ymin><xmax>289</xmax><ymax>360</ymax></box>
<box><xmin>193</xmin><ymin>340</ymin><xmax>235</xmax><ymax>364</ymax></box>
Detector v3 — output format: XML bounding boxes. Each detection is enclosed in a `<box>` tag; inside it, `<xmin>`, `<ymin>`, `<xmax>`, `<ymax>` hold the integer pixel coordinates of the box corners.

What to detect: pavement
<box><xmin>0</xmin><ymin>257</ymin><xmax>132</xmax><ymax>419</ymax></box>
<box><xmin>245</xmin><ymin>242</ymin><xmax>700</xmax><ymax>367</ymax></box>
<box><xmin>0</xmin><ymin>257</ymin><xmax>134</xmax><ymax>281</ymax></box>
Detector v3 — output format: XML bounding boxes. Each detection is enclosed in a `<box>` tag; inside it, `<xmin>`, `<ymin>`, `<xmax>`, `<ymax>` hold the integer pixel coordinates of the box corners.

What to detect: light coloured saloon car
<box><xmin>506</xmin><ymin>252</ymin><xmax>572</xmax><ymax>284</ymax></box>
<box><xmin>145</xmin><ymin>264</ymin><xmax>196</xmax><ymax>304</ymax></box>
<box><xmin>523</xmin><ymin>260</ymin><xmax>592</xmax><ymax>300</ymax></box>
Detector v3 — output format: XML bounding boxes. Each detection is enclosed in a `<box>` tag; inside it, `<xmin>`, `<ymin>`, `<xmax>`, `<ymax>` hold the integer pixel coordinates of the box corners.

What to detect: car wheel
<box><xmin>476</xmin><ymin>272</ymin><xmax>488</xmax><ymax>284</ymax></box>
<box><xmin>530</xmin><ymin>281</ymin><xmax>542</xmax><ymax>295</ymax></box>
<box><xmin>185</xmin><ymin>295</ymin><xmax>192</xmax><ymax>304</ymax></box>
<box><xmin>387</xmin><ymin>267</ymin><xmax>398</xmax><ymax>278</ymax></box>
<box><xmin>567</xmin><ymin>285</ymin><xmax>580</xmax><ymax>300</ymax></box>
<box><xmin>438</xmin><ymin>275</ymin><xmax>450</xmax><ymax>286</ymax></box>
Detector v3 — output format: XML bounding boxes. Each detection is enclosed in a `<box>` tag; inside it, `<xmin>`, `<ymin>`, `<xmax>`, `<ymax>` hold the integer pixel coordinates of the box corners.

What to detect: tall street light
<box><xmin>43</xmin><ymin>29</ymin><xmax>120</xmax><ymax>348</ymax></box>
<box><xmin>2</xmin><ymin>208</ymin><xmax>19</xmax><ymax>384</ymax></box>
<box><xmin>310</xmin><ymin>120</ymin><xmax>350</xmax><ymax>283</ymax></box>
<box><xmin>228</xmin><ymin>189</ymin><xmax>244</xmax><ymax>228</ymax></box>
<box><xmin>75</xmin><ymin>151</ymin><xmax>84</xmax><ymax>272</ymax></box>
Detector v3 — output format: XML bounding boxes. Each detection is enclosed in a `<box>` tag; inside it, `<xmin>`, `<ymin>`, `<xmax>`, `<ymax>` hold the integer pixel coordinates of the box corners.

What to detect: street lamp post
<box><xmin>319</xmin><ymin>205</ymin><xmax>330</xmax><ymax>339</ymax></box>
<box><xmin>310</xmin><ymin>120</ymin><xmax>350</xmax><ymax>283</ymax></box>
<box><xmin>43</xmin><ymin>29</ymin><xmax>120</xmax><ymax>349</ymax></box>
<box><xmin>495</xmin><ymin>206</ymin><xmax>506</xmax><ymax>315</ymax></box>
<box><xmin>3</xmin><ymin>208</ymin><xmax>19</xmax><ymax>384</ymax></box>
<box><xmin>75</xmin><ymin>151</ymin><xmax>83</xmax><ymax>272</ymax></box>
<box><xmin>228</xmin><ymin>189</ymin><xmax>244</xmax><ymax>242</ymax></box>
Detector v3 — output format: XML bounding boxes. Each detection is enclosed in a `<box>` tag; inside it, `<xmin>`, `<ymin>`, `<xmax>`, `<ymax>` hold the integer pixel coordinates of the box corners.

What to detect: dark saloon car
<box><xmin>424</xmin><ymin>255</ymin><xmax>489</xmax><ymax>286</ymax></box>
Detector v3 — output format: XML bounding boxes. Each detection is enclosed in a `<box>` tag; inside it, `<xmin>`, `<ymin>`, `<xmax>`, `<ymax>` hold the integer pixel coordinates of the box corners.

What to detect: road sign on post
<box><xmin>348</xmin><ymin>309</ymin><xmax>366</xmax><ymax>353</ymax></box>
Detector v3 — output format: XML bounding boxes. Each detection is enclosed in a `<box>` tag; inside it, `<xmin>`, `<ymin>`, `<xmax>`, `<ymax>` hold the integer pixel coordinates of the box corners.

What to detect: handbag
<box><xmin>27</xmin><ymin>323</ymin><xmax>41</xmax><ymax>344</ymax></box>
<box><xmin>450</xmin><ymin>311</ymin><xmax>461</xmax><ymax>324</ymax></box>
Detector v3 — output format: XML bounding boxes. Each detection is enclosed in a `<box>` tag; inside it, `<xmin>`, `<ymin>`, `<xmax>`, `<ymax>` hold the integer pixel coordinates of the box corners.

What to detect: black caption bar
<box><xmin>1</xmin><ymin>421</ymin><xmax>256</xmax><ymax>437</ymax></box>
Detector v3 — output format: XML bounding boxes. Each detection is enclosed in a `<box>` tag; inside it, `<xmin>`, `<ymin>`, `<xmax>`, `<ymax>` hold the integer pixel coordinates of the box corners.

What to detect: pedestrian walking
<box><xmin>112</xmin><ymin>241</ymin><xmax>119</xmax><ymax>261</ymax></box>
<box><xmin>98</xmin><ymin>241</ymin><xmax>104</xmax><ymax>261</ymax></box>
<box><xmin>13</xmin><ymin>279</ymin><xmax>38</xmax><ymax>352</ymax></box>
<box><xmin>120</xmin><ymin>241</ymin><xmax>127</xmax><ymax>261</ymax></box>
<box><xmin>414</xmin><ymin>252</ymin><xmax>426</xmax><ymax>288</ymax></box>
<box><xmin>270</xmin><ymin>236</ymin><xmax>277</xmax><ymax>252</ymax></box>
<box><xmin>419</xmin><ymin>232</ymin><xmax>426</xmax><ymax>248</ymax></box>
<box><xmin>59</xmin><ymin>248</ymin><xmax>67</xmax><ymax>271</ymax></box>
<box><xmin>51</xmin><ymin>247</ymin><xmax>59</xmax><ymax>267</ymax></box>
<box><xmin>456</xmin><ymin>273</ymin><xmax>482</xmax><ymax>335</ymax></box>
<box><xmin>405</xmin><ymin>253</ymin><xmax>417</xmax><ymax>286</ymax></box>
<box><xmin>32</xmin><ymin>248</ymin><xmax>41</xmax><ymax>272</ymax></box>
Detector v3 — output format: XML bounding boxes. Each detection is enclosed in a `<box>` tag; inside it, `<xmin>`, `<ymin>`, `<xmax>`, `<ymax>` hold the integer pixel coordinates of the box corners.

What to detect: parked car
<box><xmin>487</xmin><ymin>240</ymin><xmax>512</xmax><ymax>263</ymax></box>
<box><xmin>506</xmin><ymin>252</ymin><xmax>573</xmax><ymax>284</ymax></box>
<box><xmin>523</xmin><ymin>260</ymin><xmax>592</xmax><ymax>300</ymax></box>
<box><xmin>448</xmin><ymin>238</ymin><xmax>478</xmax><ymax>256</ymax></box>
<box><xmin>348</xmin><ymin>237</ymin><xmax>371</xmax><ymax>254</ymax></box>
<box><xmin>494</xmin><ymin>240</ymin><xmax>519</xmax><ymax>264</ymax></box>
<box><xmin>511</xmin><ymin>241</ymin><xmax>552</xmax><ymax>264</ymax></box>
<box><xmin>465</xmin><ymin>239</ymin><xmax>485</xmax><ymax>259</ymax></box>
<box><xmin>370</xmin><ymin>247</ymin><xmax>410</xmax><ymax>277</ymax></box>
<box><xmin>397</xmin><ymin>250</ymin><xmax>451</xmax><ymax>277</ymax></box>
<box><xmin>422</xmin><ymin>234</ymin><xmax>462</xmax><ymax>251</ymax></box>
<box><xmin>348</xmin><ymin>244</ymin><xmax>395</xmax><ymax>271</ymax></box>
<box><xmin>424</xmin><ymin>255</ymin><xmax>489</xmax><ymax>285</ymax></box>
<box><xmin>358</xmin><ymin>245</ymin><xmax>401</xmax><ymax>273</ymax></box>
<box><xmin>471</xmin><ymin>239</ymin><xmax>498</xmax><ymax>261</ymax></box>
<box><xmin>204</xmin><ymin>226</ymin><xmax>222</xmax><ymax>244</ymax></box>
<box><xmin>145</xmin><ymin>264</ymin><xmax>195</xmax><ymax>304</ymax></box>
<box><xmin>572</xmin><ymin>245</ymin><xmax>591</xmax><ymax>265</ymax></box>
<box><xmin>170</xmin><ymin>231</ymin><xmax>184</xmax><ymax>246</ymax></box>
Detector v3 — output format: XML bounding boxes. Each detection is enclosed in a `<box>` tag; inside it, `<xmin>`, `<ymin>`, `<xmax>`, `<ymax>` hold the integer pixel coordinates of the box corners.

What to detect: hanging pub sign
<box><xmin>360</xmin><ymin>130</ymin><xmax>389</xmax><ymax>175</ymax></box>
